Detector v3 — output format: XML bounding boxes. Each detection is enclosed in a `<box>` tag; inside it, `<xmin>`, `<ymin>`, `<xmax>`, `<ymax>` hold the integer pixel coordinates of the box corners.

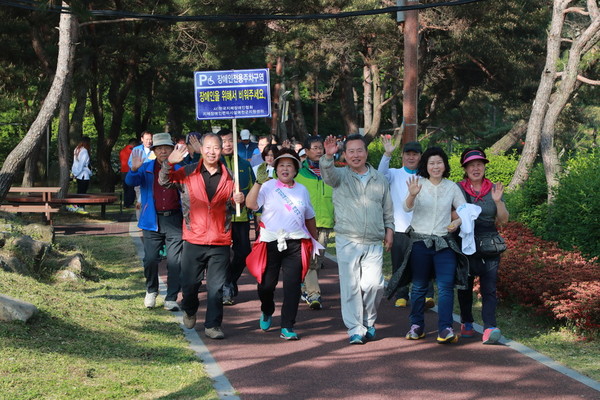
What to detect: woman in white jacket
<box><xmin>69</xmin><ymin>136</ymin><xmax>92</xmax><ymax>213</ymax></box>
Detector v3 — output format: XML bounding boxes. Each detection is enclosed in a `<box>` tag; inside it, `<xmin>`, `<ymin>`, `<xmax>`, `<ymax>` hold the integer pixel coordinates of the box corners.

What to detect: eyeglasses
<box><xmin>309</xmin><ymin>146</ymin><xmax>324</xmax><ymax>151</ymax></box>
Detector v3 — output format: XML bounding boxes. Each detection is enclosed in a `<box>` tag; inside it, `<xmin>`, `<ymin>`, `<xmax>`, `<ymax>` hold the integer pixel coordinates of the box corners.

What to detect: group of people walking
<box><xmin>121</xmin><ymin>129</ymin><xmax>507</xmax><ymax>345</ymax></box>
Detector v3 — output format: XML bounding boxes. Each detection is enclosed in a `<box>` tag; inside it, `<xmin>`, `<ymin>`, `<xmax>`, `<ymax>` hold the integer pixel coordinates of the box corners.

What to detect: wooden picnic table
<box><xmin>3</xmin><ymin>190</ymin><xmax>118</xmax><ymax>219</ymax></box>
<box><xmin>1</xmin><ymin>187</ymin><xmax>61</xmax><ymax>223</ymax></box>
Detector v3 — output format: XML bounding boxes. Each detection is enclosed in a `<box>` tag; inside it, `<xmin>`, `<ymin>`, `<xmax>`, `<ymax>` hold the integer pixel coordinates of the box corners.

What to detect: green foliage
<box><xmin>366</xmin><ymin>137</ymin><xmax>402</xmax><ymax>169</ymax></box>
<box><xmin>504</xmin><ymin>163</ymin><xmax>548</xmax><ymax>235</ymax></box>
<box><xmin>544</xmin><ymin>150</ymin><xmax>600</xmax><ymax>258</ymax></box>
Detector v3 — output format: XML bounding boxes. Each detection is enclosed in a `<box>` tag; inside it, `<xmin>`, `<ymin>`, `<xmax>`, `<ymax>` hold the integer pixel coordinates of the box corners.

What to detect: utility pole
<box><xmin>398</xmin><ymin>0</ymin><xmax>418</xmax><ymax>144</ymax></box>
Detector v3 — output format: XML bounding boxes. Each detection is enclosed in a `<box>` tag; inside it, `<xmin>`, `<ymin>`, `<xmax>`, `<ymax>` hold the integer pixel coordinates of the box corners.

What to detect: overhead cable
<box><xmin>0</xmin><ymin>0</ymin><xmax>488</xmax><ymax>22</ymax></box>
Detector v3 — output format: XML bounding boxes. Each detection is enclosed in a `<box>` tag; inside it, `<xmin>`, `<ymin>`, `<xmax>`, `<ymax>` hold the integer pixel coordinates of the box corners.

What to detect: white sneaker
<box><xmin>164</xmin><ymin>300</ymin><xmax>179</xmax><ymax>311</ymax></box>
<box><xmin>144</xmin><ymin>292</ymin><xmax>158</xmax><ymax>308</ymax></box>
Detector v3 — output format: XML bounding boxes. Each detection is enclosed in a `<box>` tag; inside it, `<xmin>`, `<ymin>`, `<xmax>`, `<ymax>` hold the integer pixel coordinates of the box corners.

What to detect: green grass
<box><xmin>327</xmin><ymin>233</ymin><xmax>600</xmax><ymax>381</ymax></box>
<box><xmin>0</xmin><ymin>234</ymin><xmax>217</xmax><ymax>400</ymax></box>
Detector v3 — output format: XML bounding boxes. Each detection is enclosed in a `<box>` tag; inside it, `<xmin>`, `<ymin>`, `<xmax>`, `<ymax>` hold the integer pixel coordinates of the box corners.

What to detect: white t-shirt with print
<box><xmin>257</xmin><ymin>179</ymin><xmax>316</xmax><ymax>235</ymax></box>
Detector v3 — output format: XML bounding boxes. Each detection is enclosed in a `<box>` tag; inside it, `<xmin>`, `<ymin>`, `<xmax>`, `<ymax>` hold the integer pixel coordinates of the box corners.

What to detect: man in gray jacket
<box><xmin>321</xmin><ymin>134</ymin><xmax>394</xmax><ymax>345</ymax></box>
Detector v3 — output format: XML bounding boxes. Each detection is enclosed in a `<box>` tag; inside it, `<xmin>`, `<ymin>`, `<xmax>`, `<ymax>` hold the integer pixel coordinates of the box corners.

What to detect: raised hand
<box><xmin>323</xmin><ymin>135</ymin><xmax>338</xmax><ymax>157</ymax></box>
<box><xmin>381</xmin><ymin>135</ymin><xmax>397</xmax><ymax>157</ymax></box>
<box><xmin>281</xmin><ymin>139</ymin><xmax>291</xmax><ymax>149</ymax></box>
<box><xmin>406</xmin><ymin>175</ymin><xmax>422</xmax><ymax>196</ymax></box>
<box><xmin>189</xmin><ymin>134</ymin><xmax>202</xmax><ymax>154</ymax></box>
<box><xmin>167</xmin><ymin>145</ymin><xmax>187</xmax><ymax>165</ymax></box>
<box><xmin>492</xmin><ymin>182</ymin><xmax>504</xmax><ymax>202</ymax></box>
<box><xmin>130</xmin><ymin>148</ymin><xmax>144</xmax><ymax>172</ymax></box>
<box><xmin>256</xmin><ymin>162</ymin><xmax>271</xmax><ymax>184</ymax></box>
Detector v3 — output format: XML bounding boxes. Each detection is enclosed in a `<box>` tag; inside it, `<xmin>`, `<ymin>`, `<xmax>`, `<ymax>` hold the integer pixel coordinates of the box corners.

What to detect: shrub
<box><xmin>504</xmin><ymin>162</ymin><xmax>548</xmax><ymax>235</ymax></box>
<box><xmin>498</xmin><ymin>221</ymin><xmax>599</xmax><ymax>335</ymax></box>
<box><xmin>546</xmin><ymin>281</ymin><xmax>600</xmax><ymax>333</ymax></box>
<box><xmin>544</xmin><ymin>150</ymin><xmax>600</xmax><ymax>258</ymax></box>
<box><xmin>367</xmin><ymin>136</ymin><xmax>402</xmax><ymax>168</ymax></box>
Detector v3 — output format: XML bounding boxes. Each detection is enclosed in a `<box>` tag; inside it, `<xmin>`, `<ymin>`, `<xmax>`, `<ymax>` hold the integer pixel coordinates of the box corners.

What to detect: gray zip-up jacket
<box><xmin>320</xmin><ymin>155</ymin><xmax>394</xmax><ymax>244</ymax></box>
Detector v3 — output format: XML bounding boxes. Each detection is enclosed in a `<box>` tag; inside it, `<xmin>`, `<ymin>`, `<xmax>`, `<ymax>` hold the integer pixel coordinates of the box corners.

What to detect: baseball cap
<box><xmin>403</xmin><ymin>141</ymin><xmax>422</xmax><ymax>153</ymax></box>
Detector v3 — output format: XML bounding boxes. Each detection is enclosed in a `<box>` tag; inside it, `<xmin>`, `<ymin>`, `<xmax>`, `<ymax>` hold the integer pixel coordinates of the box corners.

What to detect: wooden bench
<box><xmin>4</xmin><ymin>190</ymin><xmax>118</xmax><ymax>220</ymax></box>
<box><xmin>2</xmin><ymin>187</ymin><xmax>61</xmax><ymax>224</ymax></box>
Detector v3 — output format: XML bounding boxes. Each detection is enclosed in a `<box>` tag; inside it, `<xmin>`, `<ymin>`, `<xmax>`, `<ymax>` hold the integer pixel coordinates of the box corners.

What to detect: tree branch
<box><xmin>563</xmin><ymin>7</ymin><xmax>589</xmax><ymax>16</ymax></box>
<box><xmin>466</xmin><ymin>54</ymin><xmax>496</xmax><ymax>81</ymax></box>
<box><xmin>79</xmin><ymin>18</ymin><xmax>145</xmax><ymax>27</ymax></box>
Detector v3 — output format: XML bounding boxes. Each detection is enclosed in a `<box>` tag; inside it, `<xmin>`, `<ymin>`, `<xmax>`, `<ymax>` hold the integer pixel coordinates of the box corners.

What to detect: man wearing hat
<box><xmin>126</xmin><ymin>133</ymin><xmax>183</xmax><ymax>312</ymax></box>
<box><xmin>378</xmin><ymin>137</ymin><xmax>435</xmax><ymax>309</ymax></box>
<box><xmin>237</xmin><ymin>129</ymin><xmax>258</xmax><ymax>161</ymax></box>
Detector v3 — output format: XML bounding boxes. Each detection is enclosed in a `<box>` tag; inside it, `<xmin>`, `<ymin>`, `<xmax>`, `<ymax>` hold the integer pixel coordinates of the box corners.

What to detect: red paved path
<box><xmin>168</xmin><ymin>257</ymin><xmax>599</xmax><ymax>400</ymax></box>
<box><xmin>55</xmin><ymin>219</ymin><xmax>599</xmax><ymax>399</ymax></box>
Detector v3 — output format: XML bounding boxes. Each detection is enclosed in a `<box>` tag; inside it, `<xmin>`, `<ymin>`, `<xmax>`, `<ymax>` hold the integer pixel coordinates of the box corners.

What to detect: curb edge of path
<box><xmin>325</xmin><ymin>253</ymin><xmax>600</xmax><ymax>393</ymax></box>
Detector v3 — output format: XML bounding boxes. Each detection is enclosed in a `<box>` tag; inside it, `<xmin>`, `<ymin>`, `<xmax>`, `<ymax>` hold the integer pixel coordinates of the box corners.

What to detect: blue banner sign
<box><xmin>194</xmin><ymin>69</ymin><xmax>272</xmax><ymax>120</ymax></box>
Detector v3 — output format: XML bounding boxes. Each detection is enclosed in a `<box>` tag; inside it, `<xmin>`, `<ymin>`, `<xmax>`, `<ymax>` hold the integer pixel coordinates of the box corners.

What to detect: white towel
<box><xmin>456</xmin><ymin>203</ymin><xmax>482</xmax><ymax>255</ymax></box>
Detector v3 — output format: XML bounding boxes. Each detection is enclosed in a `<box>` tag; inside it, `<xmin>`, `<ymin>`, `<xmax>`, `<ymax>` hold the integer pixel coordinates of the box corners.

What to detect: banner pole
<box><xmin>232</xmin><ymin>119</ymin><xmax>241</xmax><ymax>217</ymax></box>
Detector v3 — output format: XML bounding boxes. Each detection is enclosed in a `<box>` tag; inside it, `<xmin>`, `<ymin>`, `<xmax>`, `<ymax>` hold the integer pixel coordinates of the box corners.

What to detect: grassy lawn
<box><xmin>327</xmin><ymin>235</ymin><xmax>600</xmax><ymax>381</ymax></box>
<box><xmin>0</xmin><ymin>233</ymin><xmax>217</xmax><ymax>400</ymax></box>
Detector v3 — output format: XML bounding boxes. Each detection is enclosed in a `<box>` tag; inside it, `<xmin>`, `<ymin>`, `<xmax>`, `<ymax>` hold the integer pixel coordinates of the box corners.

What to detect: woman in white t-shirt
<box><xmin>246</xmin><ymin>148</ymin><xmax>320</xmax><ymax>341</ymax></box>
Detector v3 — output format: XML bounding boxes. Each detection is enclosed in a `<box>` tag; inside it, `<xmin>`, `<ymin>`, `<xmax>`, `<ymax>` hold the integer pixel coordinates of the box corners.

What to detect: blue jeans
<box><xmin>391</xmin><ymin>232</ymin><xmax>434</xmax><ymax>300</ymax></box>
<box><xmin>409</xmin><ymin>241</ymin><xmax>456</xmax><ymax>333</ymax></box>
<box><xmin>457</xmin><ymin>256</ymin><xmax>499</xmax><ymax>329</ymax></box>
<box><xmin>142</xmin><ymin>212</ymin><xmax>183</xmax><ymax>301</ymax></box>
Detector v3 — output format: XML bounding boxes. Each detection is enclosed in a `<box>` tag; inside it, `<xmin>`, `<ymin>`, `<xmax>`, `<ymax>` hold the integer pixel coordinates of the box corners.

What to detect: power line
<box><xmin>0</xmin><ymin>0</ymin><xmax>488</xmax><ymax>23</ymax></box>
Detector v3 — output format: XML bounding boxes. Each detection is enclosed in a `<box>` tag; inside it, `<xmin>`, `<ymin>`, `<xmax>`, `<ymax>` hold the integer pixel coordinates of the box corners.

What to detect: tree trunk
<box><xmin>21</xmin><ymin>140</ymin><xmax>42</xmax><ymax>187</ymax></box>
<box><xmin>541</xmin><ymin>0</ymin><xmax>600</xmax><ymax>200</ymax></box>
<box><xmin>339</xmin><ymin>61</ymin><xmax>358</xmax><ymax>135</ymax></box>
<box><xmin>0</xmin><ymin>4</ymin><xmax>76</xmax><ymax>202</ymax></box>
<box><xmin>363</xmin><ymin>64</ymin><xmax>372</xmax><ymax>133</ymax></box>
<box><xmin>364</xmin><ymin>63</ymin><xmax>383</xmax><ymax>143</ymax></box>
<box><xmin>488</xmin><ymin>120</ymin><xmax>527</xmax><ymax>155</ymax></box>
<box><xmin>508</xmin><ymin>1</ymin><xmax>570</xmax><ymax>190</ymax></box>
<box><xmin>57</xmin><ymin>17</ymin><xmax>79</xmax><ymax>199</ymax></box>
<box><xmin>390</xmin><ymin>79</ymin><xmax>400</xmax><ymax>129</ymax></box>
<box><xmin>290</xmin><ymin>77</ymin><xmax>309</xmax><ymax>141</ymax></box>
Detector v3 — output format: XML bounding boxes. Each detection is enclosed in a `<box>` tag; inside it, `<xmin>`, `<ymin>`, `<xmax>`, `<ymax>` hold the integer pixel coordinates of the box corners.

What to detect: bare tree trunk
<box><xmin>363</xmin><ymin>64</ymin><xmax>372</xmax><ymax>134</ymax></box>
<box><xmin>270</xmin><ymin>58</ymin><xmax>284</xmax><ymax>140</ymax></box>
<box><xmin>364</xmin><ymin>63</ymin><xmax>383</xmax><ymax>143</ymax></box>
<box><xmin>508</xmin><ymin>1</ymin><xmax>571</xmax><ymax>190</ymax></box>
<box><xmin>21</xmin><ymin>140</ymin><xmax>42</xmax><ymax>187</ymax></box>
<box><xmin>339</xmin><ymin>61</ymin><xmax>358</xmax><ymax>135</ymax></box>
<box><xmin>70</xmin><ymin>77</ymin><xmax>88</xmax><ymax>148</ymax></box>
<box><xmin>56</xmin><ymin>17</ymin><xmax>79</xmax><ymax>198</ymax></box>
<box><xmin>390</xmin><ymin>79</ymin><xmax>400</xmax><ymax>129</ymax></box>
<box><xmin>290</xmin><ymin>77</ymin><xmax>309</xmax><ymax>140</ymax></box>
<box><xmin>313</xmin><ymin>77</ymin><xmax>319</xmax><ymax>135</ymax></box>
<box><xmin>541</xmin><ymin>0</ymin><xmax>600</xmax><ymax>200</ymax></box>
<box><xmin>488</xmin><ymin>120</ymin><xmax>527</xmax><ymax>155</ymax></box>
<box><xmin>0</xmin><ymin>4</ymin><xmax>76</xmax><ymax>202</ymax></box>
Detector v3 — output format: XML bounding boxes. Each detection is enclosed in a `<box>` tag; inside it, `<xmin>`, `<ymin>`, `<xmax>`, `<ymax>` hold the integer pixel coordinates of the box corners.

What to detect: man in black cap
<box><xmin>378</xmin><ymin>137</ymin><xmax>435</xmax><ymax>309</ymax></box>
